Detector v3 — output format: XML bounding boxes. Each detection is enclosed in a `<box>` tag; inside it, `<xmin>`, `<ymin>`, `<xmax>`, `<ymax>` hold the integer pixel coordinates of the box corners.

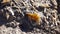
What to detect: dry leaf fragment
<box><xmin>2</xmin><ymin>0</ymin><xmax>11</xmax><ymax>3</ymax></box>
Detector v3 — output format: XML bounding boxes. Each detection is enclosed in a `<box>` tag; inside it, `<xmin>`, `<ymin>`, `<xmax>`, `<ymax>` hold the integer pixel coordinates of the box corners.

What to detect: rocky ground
<box><xmin>0</xmin><ymin>0</ymin><xmax>60</xmax><ymax>34</ymax></box>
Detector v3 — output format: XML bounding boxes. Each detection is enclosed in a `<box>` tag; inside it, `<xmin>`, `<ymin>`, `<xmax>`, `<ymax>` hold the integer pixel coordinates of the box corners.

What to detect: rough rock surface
<box><xmin>0</xmin><ymin>0</ymin><xmax>60</xmax><ymax>34</ymax></box>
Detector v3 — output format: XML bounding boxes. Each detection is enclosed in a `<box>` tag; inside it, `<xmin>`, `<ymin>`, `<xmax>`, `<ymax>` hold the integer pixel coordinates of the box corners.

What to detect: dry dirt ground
<box><xmin>0</xmin><ymin>0</ymin><xmax>60</xmax><ymax>34</ymax></box>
